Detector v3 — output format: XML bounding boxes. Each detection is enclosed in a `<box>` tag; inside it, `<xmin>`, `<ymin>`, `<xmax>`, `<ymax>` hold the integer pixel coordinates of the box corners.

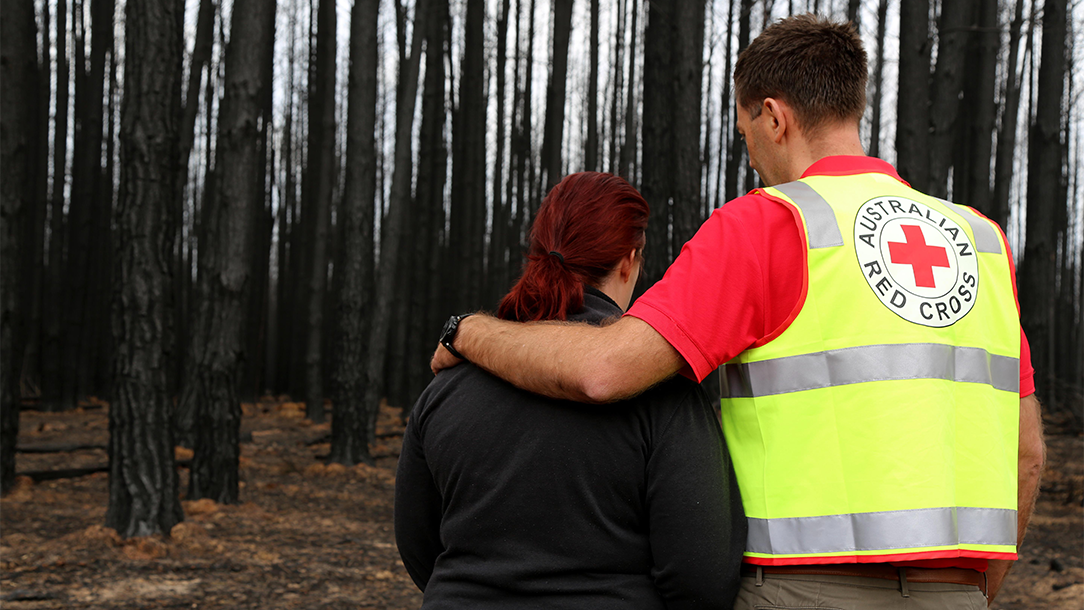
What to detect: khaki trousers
<box><xmin>734</xmin><ymin>573</ymin><xmax>988</xmax><ymax>610</ymax></box>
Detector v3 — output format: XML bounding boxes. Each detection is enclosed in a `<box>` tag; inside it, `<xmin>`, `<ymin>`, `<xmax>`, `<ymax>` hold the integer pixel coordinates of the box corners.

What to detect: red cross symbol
<box><xmin>888</xmin><ymin>224</ymin><xmax>951</xmax><ymax>288</ymax></box>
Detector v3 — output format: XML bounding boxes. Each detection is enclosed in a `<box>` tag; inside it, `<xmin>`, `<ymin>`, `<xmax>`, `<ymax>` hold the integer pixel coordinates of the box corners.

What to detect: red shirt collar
<box><xmin>799</xmin><ymin>155</ymin><xmax>910</xmax><ymax>187</ymax></box>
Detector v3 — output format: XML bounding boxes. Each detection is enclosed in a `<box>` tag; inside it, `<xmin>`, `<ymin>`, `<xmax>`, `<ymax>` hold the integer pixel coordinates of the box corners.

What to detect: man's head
<box><xmin>735</xmin><ymin>14</ymin><xmax>867</xmax><ymax>131</ymax></box>
<box><xmin>733</xmin><ymin>14</ymin><xmax>868</xmax><ymax>185</ymax></box>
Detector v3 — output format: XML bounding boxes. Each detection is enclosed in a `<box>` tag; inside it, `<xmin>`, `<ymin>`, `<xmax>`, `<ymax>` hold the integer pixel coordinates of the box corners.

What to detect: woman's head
<box><xmin>497</xmin><ymin>172</ymin><xmax>649</xmax><ymax>322</ymax></box>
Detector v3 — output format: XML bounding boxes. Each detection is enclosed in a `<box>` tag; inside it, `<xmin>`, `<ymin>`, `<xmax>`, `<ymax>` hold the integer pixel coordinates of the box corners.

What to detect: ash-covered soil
<box><xmin>1</xmin><ymin>399</ymin><xmax>1080</xmax><ymax>609</ymax></box>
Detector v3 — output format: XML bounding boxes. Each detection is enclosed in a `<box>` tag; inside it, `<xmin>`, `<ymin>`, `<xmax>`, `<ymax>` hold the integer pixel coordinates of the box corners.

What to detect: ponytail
<box><xmin>497</xmin><ymin>172</ymin><xmax>649</xmax><ymax>322</ymax></box>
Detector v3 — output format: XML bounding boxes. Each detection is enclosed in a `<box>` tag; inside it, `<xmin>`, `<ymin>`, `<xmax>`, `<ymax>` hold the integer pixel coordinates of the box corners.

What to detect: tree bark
<box><xmin>896</xmin><ymin>0</ymin><xmax>931</xmax><ymax>191</ymax></box>
<box><xmin>174</xmin><ymin>0</ymin><xmax>216</xmax><ymax>397</ymax></box>
<box><xmin>620</xmin><ymin>0</ymin><xmax>640</xmax><ymax>182</ymax></box>
<box><xmin>992</xmin><ymin>0</ymin><xmax>1027</xmax><ymax>231</ymax></box>
<box><xmin>42</xmin><ymin>0</ymin><xmax>71</xmax><ymax>411</ymax></box>
<box><xmin>926</xmin><ymin>0</ymin><xmax>973</xmax><ymax>199</ymax></box>
<box><xmin>488</xmin><ymin>0</ymin><xmax>511</xmax><ymax>305</ymax></box>
<box><xmin>540</xmin><ymin>0</ymin><xmax>573</xmax><ymax>194</ymax></box>
<box><xmin>868</xmin><ymin>0</ymin><xmax>888</xmax><ymax>158</ymax></box>
<box><xmin>642</xmin><ymin>0</ymin><xmax>706</xmax><ymax>287</ymax></box>
<box><xmin>303</xmin><ymin>0</ymin><xmax>337</xmax><ymax>423</ymax></box>
<box><xmin>954</xmin><ymin>0</ymin><xmax>998</xmax><ymax>214</ymax></box>
<box><xmin>359</xmin><ymin>0</ymin><xmax>428</xmax><ymax>463</ymax></box>
<box><xmin>1</xmin><ymin>0</ymin><xmax>37</xmax><ymax>495</ymax></box>
<box><xmin>407</xmin><ymin>0</ymin><xmax>450</xmax><ymax>415</ymax></box>
<box><xmin>724</xmin><ymin>0</ymin><xmax>752</xmax><ymax>204</ymax></box>
<box><xmin>180</xmin><ymin>0</ymin><xmax>276</xmax><ymax>504</ymax></box>
<box><xmin>330</xmin><ymin>0</ymin><xmax>379</xmax><ymax>464</ymax></box>
<box><xmin>1019</xmin><ymin>0</ymin><xmax>1068</xmax><ymax>402</ymax></box>
<box><xmin>449</xmin><ymin>0</ymin><xmax>486</xmax><ymax>313</ymax></box>
<box><xmin>107</xmin><ymin>0</ymin><xmax>185</xmax><ymax>537</ymax></box>
<box><xmin>585</xmin><ymin>0</ymin><xmax>599</xmax><ymax>172</ymax></box>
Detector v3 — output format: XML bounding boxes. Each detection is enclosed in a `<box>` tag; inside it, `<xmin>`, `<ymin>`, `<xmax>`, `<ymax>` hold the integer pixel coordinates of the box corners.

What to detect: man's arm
<box><xmin>985</xmin><ymin>393</ymin><xmax>1045</xmax><ymax>604</ymax></box>
<box><xmin>431</xmin><ymin>314</ymin><xmax>685</xmax><ymax>403</ymax></box>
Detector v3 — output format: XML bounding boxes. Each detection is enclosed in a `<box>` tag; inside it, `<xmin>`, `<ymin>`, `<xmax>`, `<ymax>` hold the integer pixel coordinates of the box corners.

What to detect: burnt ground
<box><xmin>1</xmin><ymin>398</ymin><xmax>1081</xmax><ymax>609</ymax></box>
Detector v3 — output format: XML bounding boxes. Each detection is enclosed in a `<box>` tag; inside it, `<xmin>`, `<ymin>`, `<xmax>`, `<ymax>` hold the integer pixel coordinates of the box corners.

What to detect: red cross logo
<box><xmin>888</xmin><ymin>224</ymin><xmax>951</xmax><ymax>288</ymax></box>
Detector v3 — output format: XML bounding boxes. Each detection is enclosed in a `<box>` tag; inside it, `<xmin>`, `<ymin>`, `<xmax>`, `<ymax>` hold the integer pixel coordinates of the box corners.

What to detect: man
<box><xmin>432</xmin><ymin>15</ymin><xmax>1044</xmax><ymax>609</ymax></box>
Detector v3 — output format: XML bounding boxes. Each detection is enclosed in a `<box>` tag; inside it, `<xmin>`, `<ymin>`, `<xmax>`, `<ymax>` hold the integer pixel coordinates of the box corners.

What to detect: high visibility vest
<box><xmin>721</xmin><ymin>173</ymin><xmax>1020</xmax><ymax>565</ymax></box>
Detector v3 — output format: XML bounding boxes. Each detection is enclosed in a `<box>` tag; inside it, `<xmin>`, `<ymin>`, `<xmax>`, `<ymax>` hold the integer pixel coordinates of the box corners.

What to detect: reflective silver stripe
<box><xmin>940</xmin><ymin>198</ymin><xmax>1003</xmax><ymax>254</ymax></box>
<box><xmin>722</xmin><ymin>343</ymin><xmax>1019</xmax><ymax>398</ymax></box>
<box><xmin>746</xmin><ymin>506</ymin><xmax>1017</xmax><ymax>555</ymax></box>
<box><xmin>773</xmin><ymin>181</ymin><xmax>845</xmax><ymax>248</ymax></box>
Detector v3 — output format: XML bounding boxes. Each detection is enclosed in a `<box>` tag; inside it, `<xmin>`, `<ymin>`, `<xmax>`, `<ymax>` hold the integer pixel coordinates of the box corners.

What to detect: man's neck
<box><xmin>783</xmin><ymin>124</ymin><xmax>866</xmax><ymax>183</ymax></box>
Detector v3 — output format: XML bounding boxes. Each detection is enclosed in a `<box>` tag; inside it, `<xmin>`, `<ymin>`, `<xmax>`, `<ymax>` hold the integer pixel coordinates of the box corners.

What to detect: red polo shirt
<box><xmin>626</xmin><ymin>155</ymin><xmax>1035</xmax><ymax>571</ymax></box>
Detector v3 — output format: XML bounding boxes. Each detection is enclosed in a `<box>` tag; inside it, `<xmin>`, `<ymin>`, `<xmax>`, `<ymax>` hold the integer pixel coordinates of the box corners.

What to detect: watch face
<box><xmin>441</xmin><ymin>316</ymin><xmax>457</xmax><ymax>344</ymax></box>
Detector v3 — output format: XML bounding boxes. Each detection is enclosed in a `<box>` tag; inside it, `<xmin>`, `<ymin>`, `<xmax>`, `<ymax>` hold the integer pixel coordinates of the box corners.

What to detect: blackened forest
<box><xmin>0</xmin><ymin>0</ymin><xmax>1081</xmax><ymax>538</ymax></box>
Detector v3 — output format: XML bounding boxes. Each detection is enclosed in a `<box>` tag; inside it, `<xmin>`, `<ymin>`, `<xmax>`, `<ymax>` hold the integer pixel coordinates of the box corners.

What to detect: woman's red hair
<box><xmin>497</xmin><ymin>172</ymin><xmax>649</xmax><ymax>322</ymax></box>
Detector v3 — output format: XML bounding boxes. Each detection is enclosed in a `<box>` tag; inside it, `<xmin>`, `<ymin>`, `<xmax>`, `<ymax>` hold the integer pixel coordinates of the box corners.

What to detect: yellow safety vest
<box><xmin>721</xmin><ymin>173</ymin><xmax>1020</xmax><ymax>565</ymax></box>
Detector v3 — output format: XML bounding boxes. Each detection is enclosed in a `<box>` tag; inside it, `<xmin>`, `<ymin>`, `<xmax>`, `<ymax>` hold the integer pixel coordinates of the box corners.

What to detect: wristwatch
<box><xmin>440</xmin><ymin>313</ymin><xmax>473</xmax><ymax>361</ymax></box>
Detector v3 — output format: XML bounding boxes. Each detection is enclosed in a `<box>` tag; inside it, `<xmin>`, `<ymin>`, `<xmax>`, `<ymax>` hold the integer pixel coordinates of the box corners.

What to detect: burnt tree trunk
<box><xmin>585</xmin><ymin>0</ymin><xmax>599</xmax><ymax>172</ymax></box>
<box><xmin>926</xmin><ymin>0</ymin><xmax>973</xmax><ymax>199</ymax></box>
<box><xmin>360</xmin><ymin>0</ymin><xmax>428</xmax><ymax>463</ymax></box>
<box><xmin>329</xmin><ymin>0</ymin><xmax>378</xmax><ymax>465</ymax></box>
<box><xmin>107</xmin><ymin>0</ymin><xmax>185</xmax><ymax>537</ymax></box>
<box><xmin>954</xmin><ymin>0</ymin><xmax>998</xmax><ymax>214</ymax></box>
<box><xmin>896</xmin><ymin>0</ymin><xmax>931</xmax><ymax>191</ymax></box>
<box><xmin>42</xmin><ymin>0</ymin><xmax>70</xmax><ymax>412</ymax></box>
<box><xmin>449</xmin><ymin>0</ymin><xmax>486</xmax><ymax>313</ymax></box>
<box><xmin>641</xmin><ymin>0</ymin><xmax>706</xmax><ymax>287</ymax></box>
<box><xmin>868</xmin><ymin>0</ymin><xmax>888</xmax><ymax>158</ymax></box>
<box><xmin>1019</xmin><ymin>0</ymin><xmax>1068</xmax><ymax>403</ymax></box>
<box><xmin>1</xmin><ymin>0</ymin><xmax>37</xmax><ymax>495</ymax></box>
<box><xmin>181</xmin><ymin>0</ymin><xmax>276</xmax><ymax>503</ymax></box>
<box><xmin>992</xmin><ymin>0</ymin><xmax>1028</xmax><ymax>231</ymax></box>
<box><xmin>619</xmin><ymin>0</ymin><xmax>640</xmax><ymax>182</ymax></box>
<box><xmin>303</xmin><ymin>0</ymin><xmax>337</xmax><ymax>423</ymax></box>
<box><xmin>724</xmin><ymin>0</ymin><xmax>751</xmax><ymax>204</ymax></box>
<box><xmin>539</xmin><ymin>0</ymin><xmax>573</xmax><ymax>194</ymax></box>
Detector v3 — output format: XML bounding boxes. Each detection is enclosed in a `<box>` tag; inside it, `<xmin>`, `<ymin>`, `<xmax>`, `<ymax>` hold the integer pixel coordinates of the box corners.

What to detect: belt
<box><xmin>741</xmin><ymin>564</ymin><xmax>987</xmax><ymax>596</ymax></box>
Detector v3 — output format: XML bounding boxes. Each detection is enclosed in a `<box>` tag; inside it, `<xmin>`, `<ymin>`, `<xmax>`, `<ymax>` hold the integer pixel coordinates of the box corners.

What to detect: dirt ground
<box><xmin>1</xmin><ymin>398</ymin><xmax>1081</xmax><ymax>609</ymax></box>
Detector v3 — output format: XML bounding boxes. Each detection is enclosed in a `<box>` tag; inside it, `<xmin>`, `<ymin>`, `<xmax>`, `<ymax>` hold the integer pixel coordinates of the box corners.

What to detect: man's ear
<box><xmin>762</xmin><ymin>97</ymin><xmax>789</xmax><ymax>143</ymax></box>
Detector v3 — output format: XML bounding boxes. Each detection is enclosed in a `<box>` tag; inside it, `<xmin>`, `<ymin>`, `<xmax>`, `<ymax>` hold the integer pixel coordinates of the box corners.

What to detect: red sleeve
<box><xmin>625</xmin><ymin>194</ymin><xmax>805</xmax><ymax>382</ymax></box>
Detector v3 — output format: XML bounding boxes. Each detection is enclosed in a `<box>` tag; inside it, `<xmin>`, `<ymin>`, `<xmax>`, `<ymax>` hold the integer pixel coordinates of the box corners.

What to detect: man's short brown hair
<box><xmin>734</xmin><ymin>14</ymin><xmax>867</xmax><ymax>131</ymax></box>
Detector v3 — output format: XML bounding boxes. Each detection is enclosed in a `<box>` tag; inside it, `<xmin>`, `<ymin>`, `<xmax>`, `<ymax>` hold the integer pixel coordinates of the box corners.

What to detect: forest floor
<box><xmin>1</xmin><ymin>397</ymin><xmax>1081</xmax><ymax>609</ymax></box>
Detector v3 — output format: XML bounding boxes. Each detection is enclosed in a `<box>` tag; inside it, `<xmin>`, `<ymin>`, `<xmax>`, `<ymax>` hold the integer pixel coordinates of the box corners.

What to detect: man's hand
<box><xmin>430</xmin><ymin>344</ymin><xmax>462</xmax><ymax>375</ymax></box>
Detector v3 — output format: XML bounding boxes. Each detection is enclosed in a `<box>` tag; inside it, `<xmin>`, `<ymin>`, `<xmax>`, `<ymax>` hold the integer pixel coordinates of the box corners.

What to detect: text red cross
<box><xmin>888</xmin><ymin>224</ymin><xmax>950</xmax><ymax>288</ymax></box>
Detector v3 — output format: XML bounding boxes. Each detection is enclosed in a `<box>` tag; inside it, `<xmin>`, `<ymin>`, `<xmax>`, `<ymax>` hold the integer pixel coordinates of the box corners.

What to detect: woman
<box><xmin>395</xmin><ymin>172</ymin><xmax>745</xmax><ymax>609</ymax></box>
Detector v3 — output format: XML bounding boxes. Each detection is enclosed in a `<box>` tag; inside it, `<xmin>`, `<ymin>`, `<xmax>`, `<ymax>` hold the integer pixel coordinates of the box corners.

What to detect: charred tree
<box><xmin>954</xmin><ymin>0</ymin><xmax>998</xmax><ymax>214</ymax></box>
<box><xmin>487</xmin><ymin>0</ymin><xmax>512</xmax><ymax>305</ymax></box>
<box><xmin>992</xmin><ymin>0</ymin><xmax>1028</xmax><ymax>231</ymax></box>
<box><xmin>449</xmin><ymin>0</ymin><xmax>486</xmax><ymax>313</ymax></box>
<box><xmin>181</xmin><ymin>0</ymin><xmax>276</xmax><ymax>504</ymax></box>
<box><xmin>539</xmin><ymin>0</ymin><xmax>573</xmax><ymax>194</ymax></box>
<box><xmin>303</xmin><ymin>0</ymin><xmax>337</xmax><ymax>423</ymax></box>
<box><xmin>1019</xmin><ymin>0</ymin><xmax>1068</xmax><ymax>402</ymax></box>
<box><xmin>585</xmin><ymin>0</ymin><xmax>599</xmax><ymax>172</ymax></box>
<box><xmin>1</xmin><ymin>0</ymin><xmax>37</xmax><ymax>494</ymax></box>
<box><xmin>896</xmin><ymin>0</ymin><xmax>931</xmax><ymax>191</ymax></box>
<box><xmin>641</xmin><ymin>0</ymin><xmax>706</xmax><ymax>287</ymax></box>
<box><xmin>868</xmin><ymin>0</ymin><xmax>888</xmax><ymax>158</ymax></box>
<box><xmin>42</xmin><ymin>0</ymin><xmax>71</xmax><ymax>412</ymax></box>
<box><xmin>360</xmin><ymin>0</ymin><xmax>429</xmax><ymax>462</ymax></box>
<box><xmin>926</xmin><ymin>0</ymin><xmax>973</xmax><ymax>199</ymax></box>
<box><xmin>724</xmin><ymin>0</ymin><xmax>752</xmax><ymax>204</ymax></box>
<box><xmin>330</xmin><ymin>0</ymin><xmax>380</xmax><ymax>464</ymax></box>
<box><xmin>107</xmin><ymin>0</ymin><xmax>185</xmax><ymax>537</ymax></box>
<box><xmin>619</xmin><ymin>0</ymin><xmax>639</xmax><ymax>182</ymax></box>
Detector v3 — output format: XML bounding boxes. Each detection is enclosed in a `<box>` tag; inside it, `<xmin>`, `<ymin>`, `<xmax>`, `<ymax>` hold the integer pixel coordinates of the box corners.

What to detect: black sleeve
<box><xmin>646</xmin><ymin>384</ymin><xmax>747</xmax><ymax>610</ymax></box>
<box><xmin>394</xmin><ymin>409</ymin><xmax>445</xmax><ymax>592</ymax></box>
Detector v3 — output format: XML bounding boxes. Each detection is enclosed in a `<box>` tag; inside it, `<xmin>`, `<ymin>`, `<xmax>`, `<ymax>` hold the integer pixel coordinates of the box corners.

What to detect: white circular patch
<box><xmin>853</xmin><ymin>196</ymin><xmax>979</xmax><ymax>327</ymax></box>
